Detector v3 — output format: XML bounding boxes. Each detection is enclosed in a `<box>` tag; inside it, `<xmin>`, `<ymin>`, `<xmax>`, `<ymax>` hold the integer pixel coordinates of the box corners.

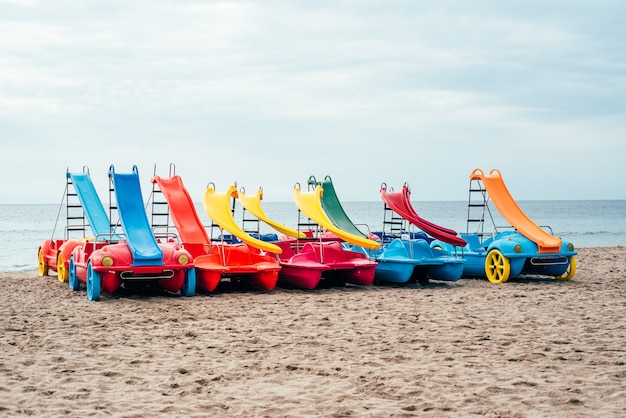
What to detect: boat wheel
<box><xmin>57</xmin><ymin>252</ymin><xmax>68</xmax><ymax>282</ymax></box>
<box><xmin>181</xmin><ymin>268</ymin><xmax>196</xmax><ymax>297</ymax></box>
<box><xmin>86</xmin><ymin>262</ymin><xmax>101</xmax><ymax>301</ymax></box>
<box><xmin>485</xmin><ymin>249</ymin><xmax>510</xmax><ymax>283</ymax></box>
<box><xmin>68</xmin><ymin>256</ymin><xmax>80</xmax><ymax>291</ymax></box>
<box><xmin>556</xmin><ymin>256</ymin><xmax>577</xmax><ymax>281</ymax></box>
<box><xmin>38</xmin><ymin>249</ymin><xmax>49</xmax><ymax>277</ymax></box>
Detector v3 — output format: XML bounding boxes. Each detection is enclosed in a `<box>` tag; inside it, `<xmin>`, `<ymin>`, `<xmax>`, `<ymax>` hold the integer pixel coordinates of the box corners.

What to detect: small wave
<box><xmin>0</xmin><ymin>264</ymin><xmax>37</xmax><ymax>273</ymax></box>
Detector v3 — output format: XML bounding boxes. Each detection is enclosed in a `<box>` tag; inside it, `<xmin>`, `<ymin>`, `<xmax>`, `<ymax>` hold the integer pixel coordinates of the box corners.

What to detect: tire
<box><xmin>69</xmin><ymin>256</ymin><xmax>80</xmax><ymax>291</ymax></box>
<box><xmin>86</xmin><ymin>262</ymin><xmax>101</xmax><ymax>301</ymax></box>
<box><xmin>38</xmin><ymin>249</ymin><xmax>49</xmax><ymax>277</ymax></box>
<box><xmin>485</xmin><ymin>249</ymin><xmax>511</xmax><ymax>284</ymax></box>
<box><xmin>556</xmin><ymin>256</ymin><xmax>577</xmax><ymax>281</ymax></box>
<box><xmin>57</xmin><ymin>252</ymin><xmax>68</xmax><ymax>283</ymax></box>
<box><xmin>180</xmin><ymin>268</ymin><xmax>196</xmax><ymax>297</ymax></box>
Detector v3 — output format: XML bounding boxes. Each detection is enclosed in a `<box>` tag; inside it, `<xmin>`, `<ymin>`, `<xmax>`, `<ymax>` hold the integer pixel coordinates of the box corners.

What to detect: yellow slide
<box><xmin>471</xmin><ymin>168</ymin><xmax>562</xmax><ymax>253</ymax></box>
<box><xmin>202</xmin><ymin>184</ymin><xmax>282</xmax><ymax>254</ymax></box>
<box><xmin>293</xmin><ymin>183</ymin><xmax>380</xmax><ymax>250</ymax></box>
<box><xmin>238</xmin><ymin>187</ymin><xmax>306</xmax><ymax>239</ymax></box>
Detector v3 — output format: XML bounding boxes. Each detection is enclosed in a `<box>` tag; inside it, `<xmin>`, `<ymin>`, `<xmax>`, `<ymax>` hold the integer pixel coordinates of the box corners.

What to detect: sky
<box><xmin>1</xmin><ymin>0</ymin><xmax>625</xmax><ymax>204</ymax></box>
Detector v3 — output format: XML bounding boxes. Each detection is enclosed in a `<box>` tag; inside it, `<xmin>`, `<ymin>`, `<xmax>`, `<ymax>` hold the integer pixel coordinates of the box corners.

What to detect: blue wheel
<box><xmin>68</xmin><ymin>256</ymin><xmax>80</xmax><ymax>291</ymax></box>
<box><xmin>180</xmin><ymin>268</ymin><xmax>196</xmax><ymax>297</ymax></box>
<box><xmin>86</xmin><ymin>262</ymin><xmax>101</xmax><ymax>301</ymax></box>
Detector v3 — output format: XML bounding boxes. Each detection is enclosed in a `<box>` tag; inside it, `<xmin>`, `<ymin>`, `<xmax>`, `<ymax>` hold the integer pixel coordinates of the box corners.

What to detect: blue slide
<box><xmin>67</xmin><ymin>170</ymin><xmax>111</xmax><ymax>239</ymax></box>
<box><xmin>108</xmin><ymin>165</ymin><xmax>163</xmax><ymax>267</ymax></box>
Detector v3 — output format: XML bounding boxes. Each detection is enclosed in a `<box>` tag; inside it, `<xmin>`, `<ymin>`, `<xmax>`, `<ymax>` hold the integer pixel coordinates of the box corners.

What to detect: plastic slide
<box><xmin>108</xmin><ymin>165</ymin><xmax>164</xmax><ymax>266</ymax></box>
<box><xmin>380</xmin><ymin>184</ymin><xmax>467</xmax><ymax>247</ymax></box>
<box><xmin>67</xmin><ymin>171</ymin><xmax>111</xmax><ymax>237</ymax></box>
<box><xmin>470</xmin><ymin>168</ymin><xmax>562</xmax><ymax>253</ymax></box>
<box><xmin>203</xmin><ymin>184</ymin><xmax>282</xmax><ymax>254</ymax></box>
<box><xmin>293</xmin><ymin>183</ymin><xmax>380</xmax><ymax>250</ymax></box>
<box><xmin>238</xmin><ymin>187</ymin><xmax>306</xmax><ymax>239</ymax></box>
<box><xmin>151</xmin><ymin>175</ymin><xmax>211</xmax><ymax>246</ymax></box>
<box><xmin>316</xmin><ymin>175</ymin><xmax>368</xmax><ymax>239</ymax></box>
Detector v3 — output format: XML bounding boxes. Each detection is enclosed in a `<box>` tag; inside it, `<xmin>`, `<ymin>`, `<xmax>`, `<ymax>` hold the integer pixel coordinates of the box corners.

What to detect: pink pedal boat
<box><xmin>273</xmin><ymin>240</ymin><xmax>377</xmax><ymax>289</ymax></box>
<box><xmin>238</xmin><ymin>183</ymin><xmax>380</xmax><ymax>289</ymax></box>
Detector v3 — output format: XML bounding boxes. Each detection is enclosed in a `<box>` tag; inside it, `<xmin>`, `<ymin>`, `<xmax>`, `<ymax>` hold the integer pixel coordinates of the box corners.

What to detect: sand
<box><xmin>0</xmin><ymin>247</ymin><xmax>624</xmax><ymax>417</ymax></box>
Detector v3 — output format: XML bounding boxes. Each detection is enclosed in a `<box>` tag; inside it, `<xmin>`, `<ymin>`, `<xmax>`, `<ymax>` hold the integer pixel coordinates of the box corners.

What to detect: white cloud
<box><xmin>1</xmin><ymin>0</ymin><xmax>625</xmax><ymax>203</ymax></box>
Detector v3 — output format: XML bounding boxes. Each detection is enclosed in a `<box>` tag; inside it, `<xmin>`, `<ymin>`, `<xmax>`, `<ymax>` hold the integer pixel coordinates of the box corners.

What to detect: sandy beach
<box><xmin>0</xmin><ymin>246</ymin><xmax>624</xmax><ymax>417</ymax></box>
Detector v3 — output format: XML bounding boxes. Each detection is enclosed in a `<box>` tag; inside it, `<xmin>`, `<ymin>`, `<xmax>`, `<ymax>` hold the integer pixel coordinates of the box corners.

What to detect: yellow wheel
<box><xmin>38</xmin><ymin>249</ymin><xmax>49</xmax><ymax>277</ymax></box>
<box><xmin>485</xmin><ymin>249</ymin><xmax>510</xmax><ymax>283</ymax></box>
<box><xmin>57</xmin><ymin>252</ymin><xmax>68</xmax><ymax>282</ymax></box>
<box><xmin>556</xmin><ymin>256</ymin><xmax>576</xmax><ymax>281</ymax></box>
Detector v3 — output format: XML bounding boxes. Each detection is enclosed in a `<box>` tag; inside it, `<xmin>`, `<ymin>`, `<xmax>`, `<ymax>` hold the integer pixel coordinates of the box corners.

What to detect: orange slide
<box><xmin>151</xmin><ymin>175</ymin><xmax>211</xmax><ymax>255</ymax></box>
<box><xmin>470</xmin><ymin>169</ymin><xmax>562</xmax><ymax>253</ymax></box>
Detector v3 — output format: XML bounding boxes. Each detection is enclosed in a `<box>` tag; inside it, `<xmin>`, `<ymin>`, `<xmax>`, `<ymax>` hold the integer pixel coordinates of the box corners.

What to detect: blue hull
<box><xmin>373</xmin><ymin>239</ymin><xmax>464</xmax><ymax>283</ymax></box>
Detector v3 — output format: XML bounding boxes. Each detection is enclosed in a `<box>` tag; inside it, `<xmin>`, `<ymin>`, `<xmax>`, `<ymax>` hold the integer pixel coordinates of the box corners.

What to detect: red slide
<box><xmin>380</xmin><ymin>183</ymin><xmax>467</xmax><ymax>247</ymax></box>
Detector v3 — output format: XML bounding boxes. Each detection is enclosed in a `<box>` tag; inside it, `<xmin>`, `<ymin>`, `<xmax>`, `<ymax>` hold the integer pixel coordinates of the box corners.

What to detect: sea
<box><xmin>2</xmin><ymin>200</ymin><xmax>625</xmax><ymax>272</ymax></box>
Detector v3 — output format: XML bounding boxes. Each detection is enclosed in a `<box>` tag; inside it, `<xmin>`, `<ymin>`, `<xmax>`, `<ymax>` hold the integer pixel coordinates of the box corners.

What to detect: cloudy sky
<box><xmin>1</xmin><ymin>0</ymin><xmax>625</xmax><ymax>204</ymax></box>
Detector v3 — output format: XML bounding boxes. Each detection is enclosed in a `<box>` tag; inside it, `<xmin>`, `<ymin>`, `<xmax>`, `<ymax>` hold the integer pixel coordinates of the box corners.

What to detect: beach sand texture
<box><xmin>1</xmin><ymin>247</ymin><xmax>624</xmax><ymax>417</ymax></box>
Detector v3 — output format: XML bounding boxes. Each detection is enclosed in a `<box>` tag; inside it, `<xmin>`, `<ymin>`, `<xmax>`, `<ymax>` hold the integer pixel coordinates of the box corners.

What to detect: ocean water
<box><xmin>2</xmin><ymin>200</ymin><xmax>625</xmax><ymax>272</ymax></box>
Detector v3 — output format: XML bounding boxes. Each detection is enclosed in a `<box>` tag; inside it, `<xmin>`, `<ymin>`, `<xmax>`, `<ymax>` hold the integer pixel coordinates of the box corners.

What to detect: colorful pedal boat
<box><xmin>69</xmin><ymin>238</ymin><xmax>196</xmax><ymax>300</ymax></box>
<box><xmin>274</xmin><ymin>240</ymin><xmax>377</xmax><ymax>289</ymax></box>
<box><xmin>429</xmin><ymin>168</ymin><xmax>577</xmax><ymax>284</ymax></box>
<box><xmin>369</xmin><ymin>238</ymin><xmax>464</xmax><ymax>284</ymax></box>
<box><xmin>191</xmin><ymin>243</ymin><xmax>281</xmax><ymax>292</ymax></box>
<box><xmin>38</xmin><ymin>238</ymin><xmax>85</xmax><ymax>282</ymax></box>
<box><xmin>434</xmin><ymin>230</ymin><xmax>577</xmax><ymax>283</ymax></box>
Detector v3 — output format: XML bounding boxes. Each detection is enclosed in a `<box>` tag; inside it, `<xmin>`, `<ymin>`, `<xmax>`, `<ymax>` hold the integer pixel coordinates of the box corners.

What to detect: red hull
<box><xmin>193</xmin><ymin>244</ymin><xmax>281</xmax><ymax>291</ymax></box>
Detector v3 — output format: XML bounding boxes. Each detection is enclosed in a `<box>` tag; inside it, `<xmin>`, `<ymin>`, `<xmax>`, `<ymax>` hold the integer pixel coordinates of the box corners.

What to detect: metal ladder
<box><xmin>107</xmin><ymin>171</ymin><xmax>122</xmax><ymax>236</ymax></box>
<box><xmin>466</xmin><ymin>176</ymin><xmax>496</xmax><ymax>242</ymax></box>
<box><xmin>64</xmin><ymin>167</ymin><xmax>88</xmax><ymax>240</ymax></box>
<box><xmin>150</xmin><ymin>163</ymin><xmax>174</xmax><ymax>239</ymax></box>
<box><xmin>205</xmin><ymin>182</ymin><xmax>238</xmax><ymax>244</ymax></box>
<box><xmin>381</xmin><ymin>202</ymin><xmax>406</xmax><ymax>243</ymax></box>
<box><xmin>289</xmin><ymin>181</ymin><xmax>322</xmax><ymax>251</ymax></box>
<box><xmin>240</xmin><ymin>208</ymin><xmax>260</xmax><ymax>237</ymax></box>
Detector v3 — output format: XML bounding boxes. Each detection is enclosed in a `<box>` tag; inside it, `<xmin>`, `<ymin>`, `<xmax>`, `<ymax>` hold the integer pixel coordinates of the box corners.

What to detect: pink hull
<box><xmin>275</xmin><ymin>240</ymin><xmax>377</xmax><ymax>289</ymax></box>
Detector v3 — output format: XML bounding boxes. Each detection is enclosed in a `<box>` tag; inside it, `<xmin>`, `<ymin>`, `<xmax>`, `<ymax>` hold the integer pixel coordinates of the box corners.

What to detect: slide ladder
<box><xmin>469</xmin><ymin>168</ymin><xmax>562</xmax><ymax>253</ymax></box>
<box><xmin>466</xmin><ymin>174</ymin><xmax>498</xmax><ymax>241</ymax></box>
<box><xmin>66</xmin><ymin>167</ymin><xmax>112</xmax><ymax>240</ymax></box>
<box><xmin>65</xmin><ymin>171</ymin><xmax>88</xmax><ymax>240</ymax></box>
<box><xmin>381</xmin><ymin>200</ymin><xmax>408</xmax><ymax>242</ymax></box>
<box><xmin>241</xmin><ymin>205</ymin><xmax>261</xmax><ymax>236</ymax></box>
<box><xmin>108</xmin><ymin>165</ymin><xmax>164</xmax><ymax>266</ymax></box>
<box><xmin>150</xmin><ymin>164</ymin><xmax>177</xmax><ymax>241</ymax></box>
